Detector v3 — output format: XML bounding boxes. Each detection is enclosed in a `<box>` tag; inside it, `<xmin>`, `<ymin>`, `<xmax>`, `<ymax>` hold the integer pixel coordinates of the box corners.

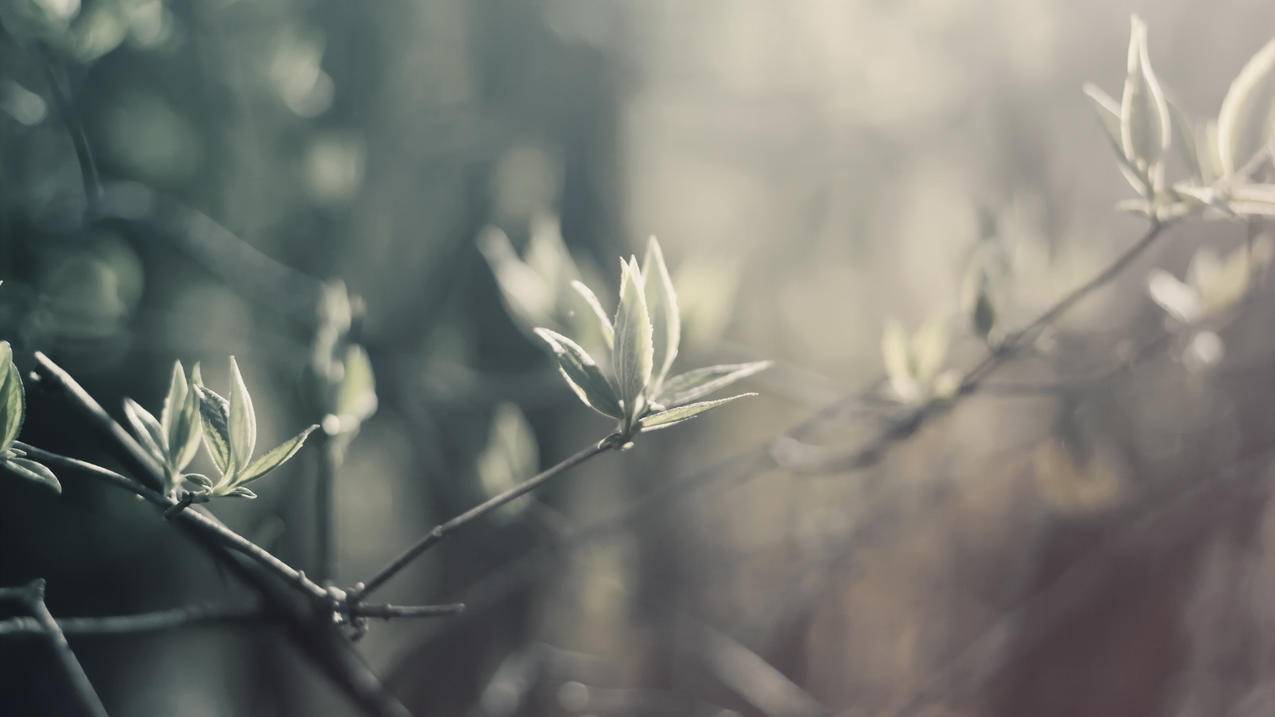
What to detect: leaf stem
<box><xmin>350</xmin><ymin>434</ymin><xmax>621</xmax><ymax>602</ymax></box>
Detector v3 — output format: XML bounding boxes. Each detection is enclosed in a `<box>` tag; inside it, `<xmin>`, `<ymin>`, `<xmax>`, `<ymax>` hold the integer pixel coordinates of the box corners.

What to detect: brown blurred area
<box><xmin>4</xmin><ymin>0</ymin><xmax>1275</xmax><ymax>715</ymax></box>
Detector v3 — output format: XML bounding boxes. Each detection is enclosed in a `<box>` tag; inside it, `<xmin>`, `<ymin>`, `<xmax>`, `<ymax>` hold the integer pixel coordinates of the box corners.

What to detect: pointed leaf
<box><xmin>1120</xmin><ymin>16</ymin><xmax>1171</xmax><ymax>171</ymax></box>
<box><xmin>642</xmin><ymin>236</ymin><xmax>681</xmax><ymax>390</ymax></box>
<box><xmin>656</xmin><ymin>361</ymin><xmax>772</xmax><ymax>408</ymax></box>
<box><xmin>479</xmin><ymin>226</ymin><xmax>554</xmax><ymax>330</ymax></box>
<box><xmin>5</xmin><ymin>457</ymin><xmax>60</xmax><ymax>494</ymax></box>
<box><xmin>570</xmin><ymin>281</ymin><xmax>614</xmax><ymax>350</ymax></box>
<box><xmin>611</xmin><ymin>257</ymin><xmax>654</xmax><ymax>421</ymax></box>
<box><xmin>172</xmin><ymin>379</ymin><xmax>203</xmax><ymax>472</ymax></box>
<box><xmin>227</xmin><ymin>486</ymin><xmax>258</xmax><ymax>499</ymax></box>
<box><xmin>193</xmin><ymin>383</ymin><xmax>234</xmax><ymax>476</ymax></box>
<box><xmin>1217</xmin><ymin>38</ymin><xmax>1275</xmax><ymax>177</ymax></box>
<box><xmin>123</xmin><ymin>398</ymin><xmax>168</xmax><ymax>465</ymax></box>
<box><xmin>227</xmin><ymin>357</ymin><xmax>257</xmax><ymax>468</ymax></box>
<box><xmin>0</xmin><ymin>343</ymin><xmax>23</xmax><ymax>454</ymax></box>
<box><xmin>638</xmin><ymin>393</ymin><xmax>757</xmax><ymax>432</ymax></box>
<box><xmin>534</xmin><ymin>328</ymin><xmax>623</xmax><ymax>418</ymax></box>
<box><xmin>1083</xmin><ymin>83</ymin><xmax>1148</xmax><ymax>194</ymax></box>
<box><xmin>238</xmin><ymin>425</ymin><xmax>318</xmax><ymax>484</ymax></box>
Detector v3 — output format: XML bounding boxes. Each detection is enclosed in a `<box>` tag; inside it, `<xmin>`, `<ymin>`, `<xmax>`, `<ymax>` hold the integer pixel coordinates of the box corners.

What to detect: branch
<box><xmin>0</xmin><ymin>603</ymin><xmax>265</xmax><ymax>638</ymax></box>
<box><xmin>316</xmin><ymin>431</ymin><xmax>340</xmax><ymax>583</ymax></box>
<box><xmin>16</xmin><ymin>443</ymin><xmax>330</xmax><ymax>604</ymax></box>
<box><xmin>350</xmin><ymin>434</ymin><xmax>621</xmax><ymax>601</ymax></box>
<box><xmin>0</xmin><ymin>601</ymin><xmax>463</xmax><ymax>639</ymax></box>
<box><xmin>36</xmin><ymin>44</ymin><xmax>101</xmax><ymax>217</ymax></box>
<box><xmin>0</xmin><ymin>580</ymin><xmax>108</xmax><ymax>717</ymax></box>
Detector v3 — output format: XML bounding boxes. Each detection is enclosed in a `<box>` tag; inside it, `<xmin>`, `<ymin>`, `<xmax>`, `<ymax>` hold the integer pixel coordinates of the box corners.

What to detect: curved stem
<box><xmin>351</xmin><ymin>435</ymin><xmax>619</xmax><ymax>601</ymax></box>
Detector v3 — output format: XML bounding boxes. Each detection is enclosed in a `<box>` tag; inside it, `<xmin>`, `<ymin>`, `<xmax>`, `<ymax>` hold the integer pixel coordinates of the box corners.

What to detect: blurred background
<box><xmin>3</xmin><ymin>0</ymin><xmax>1275</xmax><ymax>715</ymax></box>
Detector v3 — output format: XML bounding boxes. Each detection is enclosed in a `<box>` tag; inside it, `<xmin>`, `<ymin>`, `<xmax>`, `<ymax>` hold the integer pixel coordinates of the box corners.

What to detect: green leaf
<box><xmin>334</xmin><ymin>344</ymin><xmax>377</xmax><ymax>430</ymax></box>
<box><xmin>534</xmin><ymin>328</ymin><xmax>623</xmax><ymax>418</ymax></box>
<box><xmin>123</xmin><ymin>398</ymin><xmax>167</xmax><ymax>466</ymax></box>
<box><xmin>192</xmin><ymin>379</ymin><xmax>234</xmax><ymax>477</ymax></box>
<box><xmin>4</xmin><ymin>457</ymin><xmax>60</xmax><ymax>494</ymax></box>
<box><xmin>638</xmin><ymin>393</ymin><xmax>757</xmax><ymax>432</ymax></box>
<box><xmin>227</xmin><ymin>357</ymin><xmax>257</xmax><ymax>469</ymax></box>
<box><xmin>479</xmin><ymin>226</ymin><xmax>554</xmax><ymax>330</ymax></box>
<box><xmin>160</xmin><ymin>361</ymin><xmax>188</xmax><ymax>446</ymax></box>
<box><xmin>238</xmin><ymin>424</ymin><xmax>318</xmax><ymax>484</ymax></box>
<box><xmin>656</xmin><ymin>361</ymin><xmax>771</xmax><ymax>408</ymax></box>
<box><xmin>171</xmin><ymin>371</ymin><xmax>203</xmax><ymax>472</ymax></box>
<box><xmin>476</xmin><ymin>403</ymin><xmax>539</xmax><ymax>515</ymax></box>
<box><xmin>570</xmin><ymin>281</ymin><xmax>614</xmax><ymax>350</ymax></box>
<box><xmin>611</xmin><ymin>257</ymin><xmax>654</xmax><ymax>422</ymax></box>
<box><xmin>642</xmin><ymin>236</ymin><xmax>681</xmax><ymax>391</ymax></box>
<box><xmin>227</xmin><ymin>486</ymin><xmax>258</xmax><ymax>499</ymax></box>
<box><xmin>0</xmin><ymin>343</ymin><xmax>23</xmax><ymax>454</ymax></box>
<box><xmin>1120</xmin><ymin>16</ymin><xmax>1170</xmax><ymax>173</ymax></box>
<box><xmin>1217</xmin><ymin>38</ymin><xmax>1275</xmax><ymax>177</ymax></box>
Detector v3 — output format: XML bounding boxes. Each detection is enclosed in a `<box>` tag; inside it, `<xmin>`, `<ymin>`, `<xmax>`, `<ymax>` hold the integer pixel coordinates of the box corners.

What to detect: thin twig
<box><xmin>0</xmin><ymin>603</ymin><xmax>266</xmax><ymax>638</ymax></box>
<box><xmin>36</xmin><ymin>44</ymin><xmax>101</xmax><ymax>216</ymax></box>
<box><xmin>351</xmin><ymin>434</ymin><xmax>621</xmax><ymax>602</ymax></box>
<box><xmin>316</xmin><ymin>431</ymin><xmax>340</xmax><ymax>583</ymax></box>
<box><xmin>16</xmin><ymin>443</ymin><xmax>331</xmax><ymax>604</ymax></box>
<box><xmin>356</xmin><ymin>603</ymin><xmax>467</xmax><ymax>620</ymax></box>
<box><xmin>0</xmin><ymin>581</ymin><xmax>108</xmax><ymax>717</ymax></box>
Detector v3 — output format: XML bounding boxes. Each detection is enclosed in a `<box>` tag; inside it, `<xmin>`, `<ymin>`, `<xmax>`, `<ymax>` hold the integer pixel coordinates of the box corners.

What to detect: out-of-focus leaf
<box><xmin>477</xmin><ymin>403</ymin><xmax>539</xmax><ymax>515</ymax></box>
<box><xmin>479</xmin><ymin>226</ymin><xmax>554</xmax><ymax>330</ymax></box>
<box><xmin>656</xmin><ymin>361</ymin><xmax>771</xmax><ymax>409</ymax></box>
<box><xmin>882</xmin><ymin>320</ymin><xmax>915</xmax><ymax>402</ymax></box>
<box><xmin>1217</xmin><ymin>38</ymin><xmax>1275</xmax><ymax>177</ymax></box>
<box><xmin>611</xmin><ymin>257</ymin><xmax>653</xmax><ymax>422</ymax></box>
<box><xmin>334</xmin><ymin>344</ymin><xmax>377</xmax><ymax>431</ymax></box>
<box><xmin>1147</xmin><ymin>269</ymin><xmax>1202</xmax><ymax>323</ymax></box>
<box><xmin>638</xmin><ymin>393</ymin><xmax>757</xmax><ymax>432</ymax></box>
<box><xmin>1084</xmin><ymin>82</ymin><xmax>1149</xmax><ymax>194</ymax></box>
<box><xmin>4</xmin><ymin>457</ymin><xmax>60</xmax><ymax>494</ymax></box>
<box><xmin>535</xmin><ymin>328</ymin><xmax>622</xmax><ymax>418</ymax></box>
<box><xmin>642</xmin><ymin>236</ymin><xmax>681</xmax><ymax>392</ymax></box>
<box><xmin>912</xmin><ymin>319</ymin><xmax>949</xmax><ymax>385</ymax></box>
<box><xmin>1120</xmin><ymin>16</ymin><xmax>1171</xmax><ymax>174</ymax></box>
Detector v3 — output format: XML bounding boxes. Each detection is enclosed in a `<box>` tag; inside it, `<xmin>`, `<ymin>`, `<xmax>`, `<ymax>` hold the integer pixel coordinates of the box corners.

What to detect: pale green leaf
<box><xmin>172</xmin><ymin>375</ymin><xmax>203</xmax><ymax>472</ymax></box>
<box><xmin>642</xmin><ymin>236</ymin><xmax>681</xmax><ymax>391</ymax></box>
<box><xmin>656</xmin><ymin>361</ymin><xmax>771</xmax><ymax>408</ymax></box>
<box><xmin>570</xmin><ymin>281</ymin><xmax>614</xmax><ymax>350</ymax></box>
<box><xmin>334</xmin><ymin>343</ymin><xmax>377</xmax><ymax>429</ymax></box>
<box><xmin>1217</xmin><ymin>38</ymin><xmax>1275</xmax><ymax>176</ymax></box>
<box><xmin>1147</xmin><ymin>269</ymin><xmax>1202</xmax><ymax>323</ymax></box>
<box><xmin>534</xmin><ymin>328</ymin><xmax>623</xmax><ymax>418</ymax></box>
<box><xmin>1084</xmin><ymin>82</ymin><xmax>1148</xmax><ymax>194</ymax></box>
<box><xmin>238</xmin><ymin>424</ymin><xmax>318</xmax><ymax>484</ymax></box>
<box><xmin>479</xmin><ymin>226</ymin><xmax>554</xmax><ymax>330</ymax></box>
<box><xmin>638</xmin><ymin>393</ymin><xmax>757</xmax><ymax>432</ymax></box>
<box><xmin>611</xmin><ymin>257</ymin><xmax>654</xmax><ymax>421</ymax></box>
<box><xmin>0</xmin><ymin>343</ymin><xmax>22</xmax><ymax>454</ymax></box>
<box><xmin>123</xmin><ymin>398</ymin><xmax>167</xmax><ymax>466</ymax></box>
<box><xmin>160</xmin><ymin>361</ymin><xmax>188</xmax><ymax>446</ymax></box>
<box><xmin>1120</xmin><ymin>16</ymin><xmax>1171</xmax><ymax>172</ymax></box>
<box><xmin>4</xmin><ymin>457</ymin><xmax>60</xmax><ymax>494</ymax></box>
<box><xmin>882</xmin><ymin>320</ymin><xmax>913</xmax><ymax>396</ymax></box>
<box><xmin>227</xmin><ymin>357</ymin><xmax>257</xmax><ymax>468</ymax></box>
<box><xmin>477</xmin><ymin>403</ymin><xmax>539</xmax><ymax>514</ymax></box>
<box><xmin>193</xmin><ymin>382</ymin><xmax>234</xmax><ymax>476</ymax></box>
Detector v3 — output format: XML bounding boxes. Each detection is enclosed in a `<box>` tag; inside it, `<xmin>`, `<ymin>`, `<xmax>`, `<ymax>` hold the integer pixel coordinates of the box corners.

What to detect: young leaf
<box><xmin>238</xmin><ymin>425</ymin><xmax>318</xmax><ymax>484</ymax></box>
<box><xmin>638</xmin><ymin>393</ymin><xmax>757</xmax><ymax>432</ymax></box>
<box><xmin>1217</xmin><ymin>38</ymin><xmax>1275</xmax><ymax>177</ymax></box>
<box><xmin>570</xmin><ymin>281</ymin><xmax>615</xmax><ymax>350</ymax></box>
<box><xmin>477</xmin><ymin>403</ymin><xmax>539</xmax><ymax>515</ymax></box>
<box><xmin>479</xmin><ymin>226</ymin><xmax>554</xmax><ymax>330</ymax></box>
<box><xmin>193</xmin><ymin>381</ymin><xmax>234</xmax><ymax>476</ymax></box>
<box><xmin>4</xmin><ymin>457</ymin><xmax>60</xmax><ymax>494</ymax></box>
<box><xmin>1120</xmin><ymin>16</ymin><xmax>1171</xmax><ymax>173</ymax></box>
<box><xmin>611</xmin><ymin>257</ymin><xmax>654</xmax><ymax>421</ymax></box>
<box><xmin>228</xmin><ymin>486</ymin><xmax>258</xmax><ymax>499</ymax></box>
<box><xmin>642</xmin><ymin>236</ymin><xmax>681</xmax><ymax>391</ymax></box>
<box><xmin>1147</xmin><ymin>270</ymin><xmax>1202</xmax><ymax>323</ymax></box>
<box><xmin>882</xmin><ymin>320</ymin><xmax>914</xmax><ymax>399</ymax></box>
<box><xmin>123</xmin><ymin>398</ymin><xmax>168</xmax><ymax>466</ymax></box>
<box><xmin>0</xmin><ymin>343</ymin><xmax>23</xmax><ymax>455</ymax></box>
<box><xmin>535</xmin><ymin>328</ymin><xmax>623</xmax><ymax>418</ymax></box>
<box><xmin>160</xmin><ymin>362</ymin><xmax>187</xmax><ymax>442</ymax></box>
<box><xmin>171</xmin><ymin>382</ymin><xmax>203</xmax><ymax>472</ymax></box>
<box><xmin>656</xmin><ymin>361</ymin><xmax>772</xmax><ymax>409</ymax></box>
<box><xmin>227</xmin><ymin>357</ymin><xmax>257</xmax><ymax>469</ymax></box>
<box><xmin>1084</xmin><ymin>82</ymin><xmax>1149</xmax><ymax>194</ymax></box>
<box><xmin>332</xmin><ymin>343</ymin><xmax>378</xmax><ymax>432</ymax></box>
